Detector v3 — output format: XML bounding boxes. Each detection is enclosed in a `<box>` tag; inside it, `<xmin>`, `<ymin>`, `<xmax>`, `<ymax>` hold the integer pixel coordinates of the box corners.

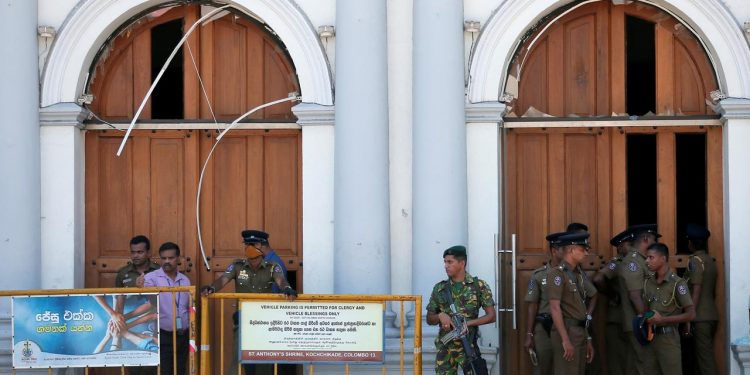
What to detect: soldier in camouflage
<box><xmin>427</xmin><ymin>245</ymin><xmax>496</xmax><ymax>375</ymax></box>
<box><xmin>642</xmin><ymin>242</ymin><xmax>695</xmax><ymax>374</ymax></box>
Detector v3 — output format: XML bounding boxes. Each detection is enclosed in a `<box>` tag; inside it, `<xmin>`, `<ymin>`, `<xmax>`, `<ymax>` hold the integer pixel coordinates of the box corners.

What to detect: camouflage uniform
<box><xmin>547</xmin><ymin>260</ymin><xmax>597</xmax><ymax>375</ymax></box>
<box><xmin>684</xmin><ymin>250</ymin><xmax>718</xmax><ymax>375</ymax></box>
<box><xmin>599</xmin><ymin>256</ymin><xmax>629</xmax><ymax>375</ymax></box>
<box><xmin>617</xmin><ymin>249</ymin><xmax>653</xmax><ymax>374</ymax></box>
<box><xmin>115</xmin><ymin>261</ymin><xmax>160</xmax><ymax>287</ymax></box>
<box><xmin>642</xmin><ymin>269</ymin><xmax>694</xmax><ymax>375</ymax></box>
<box><xmin>525</xmin><ymin>265</ymin><xmax>553</xmax><ymax>375</ymax></box>
<box><xmin>427</xmin><ymin>274</ymin><xmax>495</xmax><ymax>375</ymax></box>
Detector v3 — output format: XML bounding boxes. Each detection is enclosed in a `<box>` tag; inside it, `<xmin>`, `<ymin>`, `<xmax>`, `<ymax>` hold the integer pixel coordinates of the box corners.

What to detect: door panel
<box><xmin>502</xmin><ymin>126</ymin><xmax>724</xmax><ymax>375</ymax></box>
<box><xmin>503</xmin><ymin>128</ymin><xmax>611</xmax><ymax>375</ymax></box>
<box><xmin>85</xmin><ymin>130</ymin><xmax>199</xmax><ymax>286</ymax></box>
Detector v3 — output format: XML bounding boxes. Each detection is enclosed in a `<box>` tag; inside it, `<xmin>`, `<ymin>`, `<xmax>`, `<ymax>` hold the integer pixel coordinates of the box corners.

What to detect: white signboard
<box><xmin>239</xmin><ymin>301</ymin><xmax>384</xmax><ymax>363</ymax></box>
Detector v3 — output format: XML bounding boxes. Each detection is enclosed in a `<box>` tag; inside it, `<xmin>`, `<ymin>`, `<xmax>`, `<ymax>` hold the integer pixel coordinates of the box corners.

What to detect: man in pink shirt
<box><xmin>144</xmin><ymin>242</ymin><xmax>191</xmax><ymax>375</ymax></box>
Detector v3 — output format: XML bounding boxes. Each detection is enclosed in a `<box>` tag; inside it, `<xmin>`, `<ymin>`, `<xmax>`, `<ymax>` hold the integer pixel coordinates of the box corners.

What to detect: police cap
<box><xmin>686</xmin><ymin>223</ymin><xmax>710</xmax><ymax>240</ymax></box>
<box><xmin>242</xmin><ymin>229</ymin><xmax>269</xmax><ymax>245</ymax></box>
<box><xmin>557</xmin><ymin>231</ymin><xmax>591</xmax><ymax>248</ymax></box>
<box><xmin>546</xmin><ymin>231</ymin><xmax>568</xmax><ymax>247</ymax></box>
<box><xmin>628</xmin><ymin>224</ymin><xmax>662</xmax><ymax>239</ymax></box>
<box><xmin>610</xmin><ymin>229</ymin><xmax>633</xmax><ymax>246</ymax></box>
<box><xmin>632</xmin><ymin>312</ymin><xmax>655</xmax><ymax>346</ymax></box>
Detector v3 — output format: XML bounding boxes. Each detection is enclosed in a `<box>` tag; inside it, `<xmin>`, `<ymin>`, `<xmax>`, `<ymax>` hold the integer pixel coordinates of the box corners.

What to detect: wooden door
<box><xmin>501</xmin><ymin>127</ymin><xmax>612</xmax><ymax>375</ymax></box>
<box><xmin>85</xmin><ymin>130</ymin><xmax>200</xmax><ymax>286</ymax></box>
<box><xmin>500</xmin><ymin>125</ymin><xmax>724</xmax><ymax>375</ymax></box>
<box><xmin>509</xmin><ymin>1</ymin><xmax>716</xmax><ymax>118</ymax></box>
<box><xmin>85</xmin><ymin>129</ymin><xmax>301</xmax><ymax>374</ymax></box>
<box><xmin>195</xmin><ymin>129</ymin><xmax>302</xmax><ymax>374</ymax></box>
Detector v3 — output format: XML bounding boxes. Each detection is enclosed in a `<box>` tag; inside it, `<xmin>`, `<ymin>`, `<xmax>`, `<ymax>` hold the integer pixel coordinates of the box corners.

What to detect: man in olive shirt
<box><xmin>593</xmin><ymin>229</ymin><xmax>633</xmax><ymax>375</ymax></box>
<box><xmin>643</xmin><ymin>243</ymin><xmax>695</xmax><ymax>374</ymax></box>
<box><xmin>116</xmin><ymin>235</ymin><xmax>160</xmax><ymax>288</ymax></box>
<box><xmin>683</xmin><ymin>224</ymin><xmax>719</xmax><ymax>375</ymax></box>
<box><xmin>524</xmin><ymin>232</ymin><xmax>565</xmax><ymax>374</ymax></box>
<box><xmin>201</xmin><ymin>243</ymin><xmax>296</xmax><ymax>375</ymax></box>
<box><xmin>547</xmin><ymin>231</ymin><xmax>597</xmax><ymax>375</ymax></box>
<box><xmin>617</xmin><ymin>224</ymin><xmax>658</xmax><ymax>374</ymax></box>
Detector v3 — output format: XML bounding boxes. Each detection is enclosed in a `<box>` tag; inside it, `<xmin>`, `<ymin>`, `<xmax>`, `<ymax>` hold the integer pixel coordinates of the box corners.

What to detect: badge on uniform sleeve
<box><xmin>528</xmin><ymin>279</ymin><xmax>536</xmax><ymax>291</ymax></box>
<box><xmin>678</xmin><ymin>284</ymin><xmax>688</xmax><ymax>295</ymax></box>
<box><xmin>628</xmin><ymin>262</ymin><xmax>638</xmax><ymax>272</ymax></box>
<box><xmin>273</xmin><ymin>265</ymin><xmax>282</xmax><ymax>273</ymax></box>
<box><xmin>608</xmin><ymin>262</ymin><xmax>617</xmax><ymax>271</ymax></box>
<box><xmin>225</xmin><ymin>264</ymin><xmax>235</xmax><ymax>274</ymax></box>
<box><xmin>554</xmin><ymin>276</ymin><xmax>562</xmax><ymax>286</ymax></box>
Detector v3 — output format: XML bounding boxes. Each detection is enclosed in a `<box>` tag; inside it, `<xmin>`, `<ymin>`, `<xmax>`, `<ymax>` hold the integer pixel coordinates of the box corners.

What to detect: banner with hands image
<box><xmin>240</xmin><ymin>301</ymin><xmax>384</xmax><ymax>364</ymax></box>
<box><xmin>12</xmin><ymin>294</ymin><xmax>160</xmax><ymax>368</ymax></box>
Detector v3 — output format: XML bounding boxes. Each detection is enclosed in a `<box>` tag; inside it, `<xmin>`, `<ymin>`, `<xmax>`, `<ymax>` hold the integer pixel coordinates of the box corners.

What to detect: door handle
<box><xmin>497</xmin><ymin>233</ymin><xmax>517</xmax><ymax>330</ymax></box>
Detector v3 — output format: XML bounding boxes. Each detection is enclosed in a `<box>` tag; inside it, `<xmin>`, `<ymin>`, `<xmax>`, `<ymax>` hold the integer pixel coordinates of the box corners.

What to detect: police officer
<box><xmin>593</xmin><ymin>229</ymin><xmax>633</xmax><ymax>375</ymax></box>
<box><xmin>642</xmin><ymin>242</ymin><xmax>695</xmax><ymax>374</ymax></box>
<box><xmin>547</xmin><ymin>231</ymin><xmax>597</xmax><ymax>375</ymax></box>
<box><xmin>115</xmin><ymin>235</ymin><xmax>160</xmax><ymax>288</ymax></box>
<box><xmin>683</xmin><ymin>224</ymin><xmax>718</xmax><ymax>375</ymax></box>
<box><xmin>524</xmin><ymin>232</ymin><xmax>566</xmax><ymax>374</ymax></box>
<box><xmin>201</xmin><ymin>240</ymin><xmax>297</xmax><ymax>375</ymax></box>
<box><xmin>427</xmin><ymin>245</ymin><xmax>496</xmax><ymax>375</ymax></box>
<box><xmin>242</xmin><ymin>230</ymin><xmax>288</xmax><ymax>292</ymax></box>
<box><xmin>617</xmin><ymin>224</ymin><xmax>659</xmax><ymax>374</ymax></box>
<box><xmin>112</xmin><ymin>235</ymin><xmax>160</xmax><ymax>374</ymax></box>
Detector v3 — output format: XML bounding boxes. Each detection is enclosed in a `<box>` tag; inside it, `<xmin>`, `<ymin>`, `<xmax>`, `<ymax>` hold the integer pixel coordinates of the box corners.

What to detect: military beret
<box><xmin>628</xmin><ymin>224</ymin><xmax>662</xmax><ymax>238</ymax></box>
<box><xmin>443</xmin><ymin>245</ymin><xmax>467</xmax><ymax>258</ymax></box>
<box><xmin>557</xmin><ymin>231</ymin><xmax>591</xmax><ymax>248</ymax></box>
<box><xmin>610</xmin><ymin>229</ymin><xmax>633</xmax><ymax>246</ymax></box>
<box><xmin>242</xmin><ymin>229</ymin><xmax>269</xmax><ymax>244</ymax></box>
<box><xmin>686</xmin><ymin>223</ymin><xmax>710</xmax><ymax>240</ymax></box>
<box><xmin>546</xmin><ymin>231</ymin><xmax>568</xmax><ymax>247</ymax></box>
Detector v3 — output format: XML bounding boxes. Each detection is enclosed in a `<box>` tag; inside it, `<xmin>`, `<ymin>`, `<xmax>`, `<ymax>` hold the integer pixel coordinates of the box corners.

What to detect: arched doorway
<box><xmin>494</xmin><ymin>1</ymin><xmax>724</xmax><ymax>374</ymax></box>
<box><xmin>82</xmin><ymin>4</ymin><xmax>302</xmax><ymax>374</ymax></box>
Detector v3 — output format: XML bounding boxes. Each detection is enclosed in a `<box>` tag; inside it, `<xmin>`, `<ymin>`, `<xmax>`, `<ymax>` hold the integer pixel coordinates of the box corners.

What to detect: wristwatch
<box><xmin>586</xmin><ymin>314</ymin><xmax>593</xmax><ymax>321</ymax></box>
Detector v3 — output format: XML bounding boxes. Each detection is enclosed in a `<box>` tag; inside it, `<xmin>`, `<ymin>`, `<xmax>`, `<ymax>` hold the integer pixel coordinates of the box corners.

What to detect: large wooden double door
<box><xmin>85</xmin><ymin>128</ymin><xmax>302</xmax><ymax>291</ymax></box>
<box><xmin>499</xmin><ymin>125</ymin><xmax>725</xmax><ymax>374</ymax></box>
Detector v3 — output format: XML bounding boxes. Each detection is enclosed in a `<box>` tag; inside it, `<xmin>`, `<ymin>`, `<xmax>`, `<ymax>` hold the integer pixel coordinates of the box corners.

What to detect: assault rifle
<box><xmin>440</xmin><ymin>293</ymin><xmax>489</xmax><ymax>375</ymax></box>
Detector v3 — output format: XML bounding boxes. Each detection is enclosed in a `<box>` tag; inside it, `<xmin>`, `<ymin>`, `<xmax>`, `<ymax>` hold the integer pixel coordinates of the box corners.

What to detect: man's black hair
<box><xmin>443</xmin><ymin>246</ymin><xmax>467</xmax><ymax>263</ymax></box>
<box><xmin>647</xmin><ymin>242</ymin><xmax>669</xmax><ymax>261</ymax></box>
<box><xmin>130</xmin><ymin>235</ymin><xmax>151</xmax><ymax>250</ymax></box>
<box><xmin>159</xmin><ymin>241</ymin><xmax>181</xmax><ymax>257</ymax></box>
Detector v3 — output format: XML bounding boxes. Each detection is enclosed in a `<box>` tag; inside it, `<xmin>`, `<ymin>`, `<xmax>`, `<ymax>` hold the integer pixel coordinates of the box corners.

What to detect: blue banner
<box><xmin>12</xmin><ymin>294</ymin><xmax>160</xmax><ymax>368</ymax></box>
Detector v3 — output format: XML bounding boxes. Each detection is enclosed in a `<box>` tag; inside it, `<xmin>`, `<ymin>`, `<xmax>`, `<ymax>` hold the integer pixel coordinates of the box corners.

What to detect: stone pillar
<box><xmin>387</xmin><ymin>0</ymin><xmax>413</xmax><ymax>321</ymax></box>
<box><xmin>718</xmin><ymin>98</ymin><xmax>750</xmax><ymax>375</ymax></box>
<box><xmin>0</xmin><ymin>0</ymin><xmax>41</xmax><ymax>289</ymax></box>
<box><xmin>466</xmin><ymin>102</ymin><xmax>505</xmax><ymax>360</ymax></box>
<box><xmin>412</xmin><ymin>0</ymin><xmax>467</xmax><ymax>304</ymax></box>
<box><xmin>39</xmin><ymin>103</ymin><xmax>88</xmax><ymax>289</ymax></box>
<box><xmin>0</xmin><ymin>1</ymin><xmax>40</xmax><ymax>371</ymax></box>
<box><xmin>292</xmin><ymin>103</ymin><xmax>335</xmax><ymax>294</ymax></box>
<box><xmin>333</xmin><ymin>0</ymin><xmax>390</xmax><ymax>294</ymax></box>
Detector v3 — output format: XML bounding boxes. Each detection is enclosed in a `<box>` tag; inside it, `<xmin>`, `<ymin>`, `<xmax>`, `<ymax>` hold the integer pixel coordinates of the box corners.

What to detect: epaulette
<box><xmin>532</xmin><ymin>265</ymin><xmax>548</xmax><ymax>274</ymax></box>
<box><xmin>610</xmin><ymin>256</ymin><xmax>622</xmax><ymax>262</ymax></box>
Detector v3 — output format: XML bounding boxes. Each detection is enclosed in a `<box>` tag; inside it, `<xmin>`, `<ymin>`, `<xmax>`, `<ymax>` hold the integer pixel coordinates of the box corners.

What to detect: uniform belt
<box><xmin>563</xmin><ymin>318</ymin><xmax>587</xmax><ymax>328</ymax></box>
<box><xmin>653</xmin><ymin>326</ymin><xmax>677</xmax><ymax>335</ymax></box>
